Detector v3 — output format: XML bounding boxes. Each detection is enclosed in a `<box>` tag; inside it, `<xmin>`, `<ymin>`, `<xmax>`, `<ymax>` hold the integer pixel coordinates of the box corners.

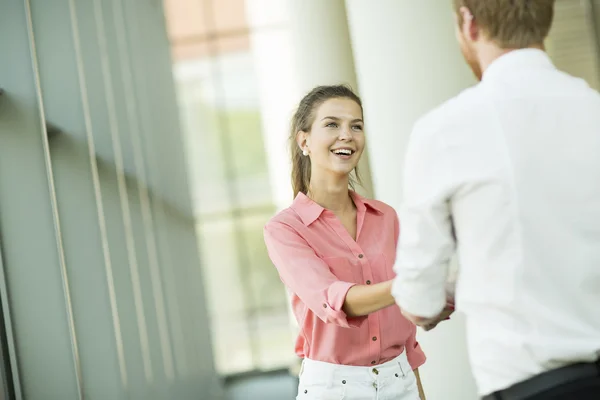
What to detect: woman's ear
<box><xmin>296</xmin><ymin>131</ymin><xmax>309</xmax><ymax>154</ymax></box>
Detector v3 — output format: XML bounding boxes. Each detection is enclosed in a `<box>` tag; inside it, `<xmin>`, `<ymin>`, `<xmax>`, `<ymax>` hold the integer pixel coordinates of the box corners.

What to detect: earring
<box><xmin>302</xmin><ymin>149</ymin><xmax>308</xmax><ymax>156</ymax></box>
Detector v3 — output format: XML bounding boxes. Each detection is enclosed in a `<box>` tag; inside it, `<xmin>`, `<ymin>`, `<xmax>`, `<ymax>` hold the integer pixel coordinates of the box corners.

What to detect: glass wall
<box><xmin>162</xmin><ymin>0</ymin><xmax>600</xmax><ymax>378</ymax></box>
<box><xmin>163</xmin><ymin>0</ymin><xmax>293</xmax><ymax>375</ymax></box>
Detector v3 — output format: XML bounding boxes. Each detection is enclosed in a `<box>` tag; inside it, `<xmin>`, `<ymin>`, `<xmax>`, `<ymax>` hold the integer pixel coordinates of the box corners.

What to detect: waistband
<box><xmin>300</xmin><ymin>350</ymin><xmax>412</xmax><ymax>383</ymax></box>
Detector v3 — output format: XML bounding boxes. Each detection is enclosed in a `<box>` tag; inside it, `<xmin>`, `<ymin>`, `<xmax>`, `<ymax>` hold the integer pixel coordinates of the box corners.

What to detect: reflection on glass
<box><xmin>166</xmin><ymin>0</ymin><xmax>293</xmax><ymax>374</ymax></box>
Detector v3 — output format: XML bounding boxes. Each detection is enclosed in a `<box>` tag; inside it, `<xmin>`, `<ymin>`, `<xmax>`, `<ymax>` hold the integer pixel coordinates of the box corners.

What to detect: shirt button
<box><xmin>358</xmin><ymin>254</ymin><xmax>364</xmax><ymax>259</ymax></box>
<box><xmin>323</xmin><ymin>304</ymin><xmax>327</xmax><ymax>308</ymax></box>
<box><xmin>372</xmin><ymin>336</ymin><xmax>377</xmax><ymax>341</ymax></box>
<box><xmin>366</xmin><ymin>280</ymin><xmax>371</xmax><ymax>285</ymax></box>
<box><xmin>371</xmin><ymin>361</ymin><xmax>376</xmax><ymax>365</ymax></box>
<box><xmin>342</xmin><ymin>380</ymin><xmax>346</xmax><ymax>384</ymax></box>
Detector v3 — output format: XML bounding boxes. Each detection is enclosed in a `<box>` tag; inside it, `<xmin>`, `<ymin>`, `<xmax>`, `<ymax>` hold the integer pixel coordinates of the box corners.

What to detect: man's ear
<box><xmin>459</xmin><ymin>6</ymin><xmax>479</xmax><ymax>42</ymax></box>
<box><xmin>296</xmin><ymin>130</ymin><xmax>309</xmax><ymax>153</ymax></box>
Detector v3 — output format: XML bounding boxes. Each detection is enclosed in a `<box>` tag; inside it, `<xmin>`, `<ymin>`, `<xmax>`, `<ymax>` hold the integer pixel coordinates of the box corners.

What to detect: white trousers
<box><xmin>296</xmin><ymin>351</ymin><xmax>421</xmax><ymax>400</ymax></box>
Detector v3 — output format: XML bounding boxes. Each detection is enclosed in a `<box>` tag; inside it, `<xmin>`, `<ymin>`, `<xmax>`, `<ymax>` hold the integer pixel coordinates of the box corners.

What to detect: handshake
<box><xmin>401</xmin><ymin>281</ymin><xmax>456</xmax><ymax>332</ymax></box>
<box><xmin>420</xmin><ymin>301</ymin><xmax>455</xmax><ymax>331</ymax></box>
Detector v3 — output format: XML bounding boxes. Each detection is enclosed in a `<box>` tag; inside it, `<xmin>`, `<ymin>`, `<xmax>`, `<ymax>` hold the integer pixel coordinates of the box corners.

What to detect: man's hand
<box><xmin>402</xmin><ymin>304</ymin><xmax>455</xmax><ymax>331</ymax></box>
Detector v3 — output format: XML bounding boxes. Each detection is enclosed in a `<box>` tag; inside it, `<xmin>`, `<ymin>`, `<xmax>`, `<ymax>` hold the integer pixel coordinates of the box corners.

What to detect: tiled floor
<box><xmin>225</xmin><ymin>371</ymin><xmax>298</xmax><ymax>400</ymax></box>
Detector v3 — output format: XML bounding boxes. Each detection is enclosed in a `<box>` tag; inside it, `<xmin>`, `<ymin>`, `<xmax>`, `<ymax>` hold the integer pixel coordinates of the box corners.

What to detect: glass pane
<box><xmin>163</xmin><ymin>0</ymin><xmax>210</xmax><ymax>56</ymax></box>
<box><xmin>211</xmin><ymin>316</ymin><xmax>254</xmax><ymax>375</ymax></box>
<box><xmin>240</xmin><ymin>213</ymin><xmax>285</xmax><ymax>311</ymax></box>
<box><xmin>214</xmin><ymin>37</ymin><xmax>273</xmax><ymax>209</ymax></box>
<box><xmin>173</xmin><ymin>56</ymin><xmax>234</xmax><ymax>216</ymax></box>
<box><xmin>239</xmin><ymin>213</ymin><xmax>294</xmax><ymax>370</ymax></box>
<box><xmin>212</xmin><ymin>0</ymin><xmax>249</xmax><ymax>34</ymax></box>
<box><xmin>164</xmin><ymin>0</ymin><xmax>250</xmax><ymax>61</ymax></box>
<box><xmin>165</xmin><ymin>0</ymin><xmax>287</xmax><ymax>376</ymax></box>
<box><xmin>196</xmin><ymin>218</ymin><xmax>253</xmax><ymax>374</ymax></box>
<box><xmin>255</xmin><ymin>312</ymin><xmax>296</xmax><ymax>370</ymax></box>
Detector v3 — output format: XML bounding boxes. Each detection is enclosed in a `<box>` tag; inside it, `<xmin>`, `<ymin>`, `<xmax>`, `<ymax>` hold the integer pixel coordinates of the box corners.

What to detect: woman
<box><xmin>264</xmin><ymin>85</ymin><xmax>427</xmax><ymax>400</ymax></box>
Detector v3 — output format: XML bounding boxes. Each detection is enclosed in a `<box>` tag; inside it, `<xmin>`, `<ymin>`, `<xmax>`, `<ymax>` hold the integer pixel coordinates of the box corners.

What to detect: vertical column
<box><xmin>287</xmin><ymin>0</ymin><xmax>359</xmax><ymax>91</ymax></box>
<box><xmin>345</xmin><ymin>1</ymin><xmax>478</xmax><ymax>399</ymax></box>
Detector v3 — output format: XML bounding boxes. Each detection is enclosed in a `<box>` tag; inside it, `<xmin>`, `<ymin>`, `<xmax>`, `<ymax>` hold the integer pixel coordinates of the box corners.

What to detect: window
<box><xmin>163</xmin><ymin>0</ymin><xmax>294</xmax><ymax>375</ymax></box>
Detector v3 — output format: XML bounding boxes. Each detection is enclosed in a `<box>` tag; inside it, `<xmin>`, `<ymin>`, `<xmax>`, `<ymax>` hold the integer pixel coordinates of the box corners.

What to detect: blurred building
<box><xmin>0</xmin><ymin>0</ymin><xmax>598</xmax><ymax>399</ymax></box>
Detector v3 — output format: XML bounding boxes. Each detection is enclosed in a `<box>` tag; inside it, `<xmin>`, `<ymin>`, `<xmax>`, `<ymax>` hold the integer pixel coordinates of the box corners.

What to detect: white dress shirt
<box><xmin>391</xmin><ymin>49</ymin><xmax>600</xmax><ymax>396</ymax></box>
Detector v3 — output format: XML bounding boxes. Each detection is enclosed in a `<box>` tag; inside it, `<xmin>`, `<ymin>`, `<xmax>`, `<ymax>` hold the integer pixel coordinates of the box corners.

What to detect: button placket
<box><xmin>356</xmin><ymin>249</ymin><xmax>374</xmax><ymax>287</ymax></box>
<box><xmin>358</xmin><ymin>251</ymin><xmax>380</xmax><ymax>370</ymax></box>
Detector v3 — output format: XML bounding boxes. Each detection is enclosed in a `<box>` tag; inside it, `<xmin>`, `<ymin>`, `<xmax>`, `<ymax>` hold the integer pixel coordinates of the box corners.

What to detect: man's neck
<box><xmin>478</xmin><ymin>43</ymin><xmax>545</xmax><ymax>77</ymax></box>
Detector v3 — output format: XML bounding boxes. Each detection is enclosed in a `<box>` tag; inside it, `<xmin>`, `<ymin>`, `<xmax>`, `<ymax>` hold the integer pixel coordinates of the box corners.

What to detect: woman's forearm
<box><xmin>342</xmin><ymin>280</ymin><xmax>396</xmax><ymax>317</ymax></box>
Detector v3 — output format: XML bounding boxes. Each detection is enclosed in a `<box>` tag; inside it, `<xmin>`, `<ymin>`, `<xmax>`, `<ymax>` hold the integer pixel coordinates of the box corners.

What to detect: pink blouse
<box><xmin>264</xmin><ymin>191</ymin><xmax>426</xmax><ymax>369</ymax></box>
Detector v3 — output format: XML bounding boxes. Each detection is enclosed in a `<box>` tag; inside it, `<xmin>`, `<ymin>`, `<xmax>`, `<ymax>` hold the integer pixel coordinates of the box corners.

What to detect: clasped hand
<box><xmin>401</xmin><ymin>303</ymin><xmax>455</xmax><ymax>331</ymax></box>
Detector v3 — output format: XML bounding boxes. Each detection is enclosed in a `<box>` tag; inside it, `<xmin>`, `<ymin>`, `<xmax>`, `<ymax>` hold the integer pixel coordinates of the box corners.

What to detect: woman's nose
<box><xmin>339</xmin><ymin>127</ymin><xmax>352</xmax><ymax>140</ymax></box>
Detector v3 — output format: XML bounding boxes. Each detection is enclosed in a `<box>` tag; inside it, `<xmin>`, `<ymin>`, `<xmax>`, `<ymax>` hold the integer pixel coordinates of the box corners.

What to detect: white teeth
<box><xmin>333</xmin><ymin>149</ymin><xmax>352</xmax><ymax>155</ymax></box>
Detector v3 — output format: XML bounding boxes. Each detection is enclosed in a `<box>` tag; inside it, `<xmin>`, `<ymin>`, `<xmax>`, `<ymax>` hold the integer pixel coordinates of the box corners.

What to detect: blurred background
<box><xmin>0</xmin><ymin>0</ymin><xmax>598</xmax><ymax>399</ymax></box>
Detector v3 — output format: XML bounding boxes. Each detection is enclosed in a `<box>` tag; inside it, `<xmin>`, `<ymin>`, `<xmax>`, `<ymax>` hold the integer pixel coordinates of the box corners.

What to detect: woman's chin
<box><xmin>328</xmin><ymin>166</ymin><xmax>356</xmax><ymax>178</ymax></box>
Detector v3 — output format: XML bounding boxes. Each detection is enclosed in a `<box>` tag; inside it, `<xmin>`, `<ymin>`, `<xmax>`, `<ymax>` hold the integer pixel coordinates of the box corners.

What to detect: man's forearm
<box><xmin>392</xmin><ymin>272</ymin><xmax>448</xmax><ymax>319</ymax></box>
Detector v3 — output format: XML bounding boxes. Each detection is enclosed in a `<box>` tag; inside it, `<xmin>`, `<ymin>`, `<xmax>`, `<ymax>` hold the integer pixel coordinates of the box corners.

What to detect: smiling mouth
<box><xmin>331</xmin><ymin>149</ymin><xmax>355</xmax><ymax>156</ymax></box>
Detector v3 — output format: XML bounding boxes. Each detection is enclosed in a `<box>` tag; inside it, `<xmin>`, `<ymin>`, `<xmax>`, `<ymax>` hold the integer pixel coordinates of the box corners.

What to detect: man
<box><xmin>391</xmin><ymin>1</ymin><xmax>600</xmax><ymax>399</ymax></box>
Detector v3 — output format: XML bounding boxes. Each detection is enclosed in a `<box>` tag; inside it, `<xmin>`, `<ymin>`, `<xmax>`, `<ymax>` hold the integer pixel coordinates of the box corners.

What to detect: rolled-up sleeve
<box><xmin>405</xmin><ymin>329</ymin><xmax>426</xmax><ymax>370</ymax></box>
<box><xmin>264</xmin><ymin>221</ymin><xmax>364</xmax><ymax>328</ymax></box>
<box><xmin>392</xmin><ymin>118</ymin><xmax>457</xmax><ymax>319</ymax></box>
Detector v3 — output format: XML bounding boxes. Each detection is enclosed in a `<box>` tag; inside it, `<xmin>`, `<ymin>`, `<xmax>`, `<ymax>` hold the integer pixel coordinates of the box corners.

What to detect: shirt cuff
<box><xmin>406</xmin><ymin>341</ymin><xmax>427</xmax><ymax>370</ymax></box>
<box><xmin>323</xmin><ymin>281</ymin><xmax>365</xmax><ymax>328</ymax></box>
<box><xmin>392</xmin><ymin>278</ymin><xmax>446</xmax><ymax>319</ymax></box>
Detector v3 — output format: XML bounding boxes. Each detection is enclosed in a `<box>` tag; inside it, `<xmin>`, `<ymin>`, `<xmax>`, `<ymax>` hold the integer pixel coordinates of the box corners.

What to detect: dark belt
<box><xmin>483</xmin><ymin>359</ymin><xmax>600</xmax><ymax>400</ymax></box>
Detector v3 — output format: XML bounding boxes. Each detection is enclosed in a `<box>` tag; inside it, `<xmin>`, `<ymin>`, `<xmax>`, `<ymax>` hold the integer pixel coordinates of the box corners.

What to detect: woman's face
<box><xmin>298</xmin><ymin>97</ymin><xmax>365</xmax><ymax>179</ymax></box>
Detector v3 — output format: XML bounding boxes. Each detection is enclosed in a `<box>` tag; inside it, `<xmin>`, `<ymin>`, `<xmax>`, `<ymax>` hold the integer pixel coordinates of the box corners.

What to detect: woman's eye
<box><xmin>352</xmin><ymin>125</ymin><xmax>363</xmax><ymax>131</ymax></box>
<box><xmin>326</xmin><ymin>122</ymin><xmax>338</xmax><ymax>128</ymax></box>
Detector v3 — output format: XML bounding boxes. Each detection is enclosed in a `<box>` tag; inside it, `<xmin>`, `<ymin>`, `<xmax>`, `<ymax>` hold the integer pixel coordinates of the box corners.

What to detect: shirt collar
<box><xmin>292</xmin><ymin>191</ymin><xmax>384</xmax><ymax>226</ymax></box>
<box><xmin>482</xmin><ymin>48</ymin><xmax>555</xmax><ymax>83</ymax></box>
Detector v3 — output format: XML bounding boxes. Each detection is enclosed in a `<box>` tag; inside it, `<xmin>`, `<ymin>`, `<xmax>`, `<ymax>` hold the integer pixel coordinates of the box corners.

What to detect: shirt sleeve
<box><xmin>405</xmin><ymin>328</ymin><xmax>427</xmax><ymax>370</ymax></box>
<box><xmin>264</xmin><ymin>221</ymin><xmax>365</xmax><ymax>328</ymax></box>
<box><xmin>391</xmin><ymin>118</ymin><xmax>457</xmax><ymax>319</ymax></box>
